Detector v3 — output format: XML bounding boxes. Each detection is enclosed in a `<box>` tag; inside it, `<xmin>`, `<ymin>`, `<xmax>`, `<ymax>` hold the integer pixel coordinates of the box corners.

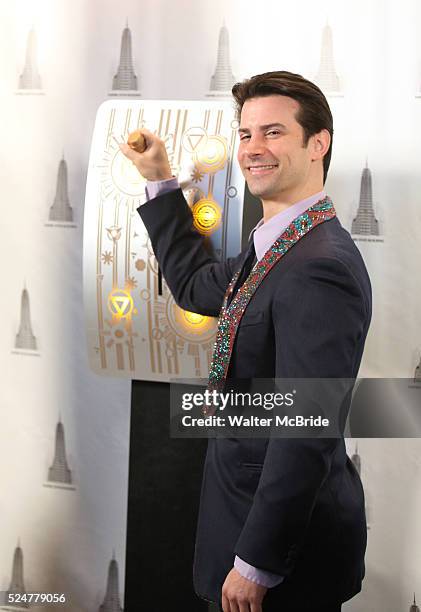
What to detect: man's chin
<box><xmin>246</xmin><ymin>183</ymin><xmax>276</xmax><ymax>199</ymax></box>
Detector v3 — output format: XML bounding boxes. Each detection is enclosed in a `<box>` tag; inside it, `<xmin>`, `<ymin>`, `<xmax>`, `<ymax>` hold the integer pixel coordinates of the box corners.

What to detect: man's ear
<box><xmin>311</xmin><ymin>129</ymin><xmax>331</xmax><ymax>161</ymax></box>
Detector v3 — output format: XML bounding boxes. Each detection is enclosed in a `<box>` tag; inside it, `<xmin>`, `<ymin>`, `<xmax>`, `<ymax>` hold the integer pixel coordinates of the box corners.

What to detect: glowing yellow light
<box><xmin>191</xmin><ymin>198</ymin><xmax>221</xmax><ymax>235</ymax></box>
<box><xmin>194</xmin><ymin>135</ymin><xmax>227</xmax><ymax>174</ymax></box>
<box><xmin>167</xmin><ymin>301</ymin><xmax>217</xmax><ymax>343</ymax></box>
<box><xmin>176</xmin><ymin>309</ymin><xmax>210</xmax><ymax>334</ymax></box>
<box><xmin>183</xmin><ymin>311</ymin><xmax>206</xmax><ymax>326</ymax></box>
<box><xmin>107</xmin><ymin>289</ymin><xmax>134</xmax><ymax>319</ymax></box>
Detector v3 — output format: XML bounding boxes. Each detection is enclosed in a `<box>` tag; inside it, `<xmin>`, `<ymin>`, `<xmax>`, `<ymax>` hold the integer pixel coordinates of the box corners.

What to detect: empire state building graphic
<box><xmin>206</xmin><ymin>24</ymin><xmax>236</xmax><ymax>98</ymax></box>
<box><xmin>314</xmin><ymin>22</ymin><xmax>342</xmax><ymax>96</ymax></box>
<box><xmin>351</xmin><ymin>443</ymin><xmax>361</xmax><ymax>476</ymax></box>
<box><xmin>46</xmin><ymin>156</ymin><xmax>75</xmax><ymax>226</ymax></box>
<box><xmin>110</xmin><ymin>21</ymin><xmax>140</xmax><ymax>97</ymax></box>
<box><xmin>351</xmin><ymin>163</ymin><xmax>383</xmax><ymax>242</ymax></box>
<box><xmin>13</xmin><ymin>285</ymin><xmax>39</xmax><ymax>354</ymax></box>
<box><xmin>350</xmin><ymin>443</ymin><xmax>371</xmax><ymax>529</ymax></box>
<box><xmin>44</xmin><ymin>419</ymin><xmax>75</xmax><ymax>490</ymax></box>
<box><xmin>414</xmin><ymin>353</ymin><xmax>421</xmax><ymax>383</ymax></box>
<box><xmin>1</xmin><ymin>542</ymin><xmax>29</xmax><ymax>610</ymax></box>
<box><xmin>410</xmin><ymin>594</ymin><xmax>420</xmax><ymax>612</ymax></box>
<box><xmin>17</xmin><ymin>28</ymin><xmax>43</xmax><ymax>94</ymax></box>
<box><xmin>99</xmin><ymin>555</ymin><xmax>123</xmax><ymax>612</ymax></box>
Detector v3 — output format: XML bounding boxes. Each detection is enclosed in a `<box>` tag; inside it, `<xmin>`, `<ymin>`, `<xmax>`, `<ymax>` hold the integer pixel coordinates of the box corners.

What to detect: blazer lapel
<box><xmin>207</xmin><ymin>196</ymin><xmax>336</xmax><ymax>395</ymax></box>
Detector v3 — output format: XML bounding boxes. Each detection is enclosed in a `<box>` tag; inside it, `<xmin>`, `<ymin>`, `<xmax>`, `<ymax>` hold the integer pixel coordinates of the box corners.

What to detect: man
<box><xmin>120</xmin><ymin>71</ymin><xmax>372</xmax><ymax>612</ymax></box>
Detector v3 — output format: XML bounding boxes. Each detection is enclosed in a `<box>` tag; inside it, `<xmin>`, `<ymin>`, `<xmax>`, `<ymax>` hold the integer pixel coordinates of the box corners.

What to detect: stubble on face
<box><xmin>245</xmin><ymin>155</ymin><xmax>289</xmax><ymax>199</ymax></box>
<box><xmin>237</xmin><ymin>96</ymin><xmax>309</xmax><ymax>202</ymax></box>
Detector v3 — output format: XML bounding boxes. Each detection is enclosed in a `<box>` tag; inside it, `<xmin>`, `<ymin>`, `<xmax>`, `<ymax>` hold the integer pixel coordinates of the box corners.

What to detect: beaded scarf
<box><xmin>207</xmin><ymin>196</ymin><xmax>336</xmax><ymax>398</ymax></box>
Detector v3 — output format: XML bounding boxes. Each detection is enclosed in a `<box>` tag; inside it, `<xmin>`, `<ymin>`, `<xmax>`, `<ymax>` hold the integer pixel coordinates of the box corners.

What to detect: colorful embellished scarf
<box><xmin>207</xmin><ymin>196</ymin><xmax>336</xmax><ymax>398</ymax></box>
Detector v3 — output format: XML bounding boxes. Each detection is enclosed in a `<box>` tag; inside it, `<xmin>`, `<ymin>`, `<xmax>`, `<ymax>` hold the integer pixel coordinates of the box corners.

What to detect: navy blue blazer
<box><xmin>138</xmin><ymin>188</ymin><xmax>372</xmax><ymax>609</ymax></box>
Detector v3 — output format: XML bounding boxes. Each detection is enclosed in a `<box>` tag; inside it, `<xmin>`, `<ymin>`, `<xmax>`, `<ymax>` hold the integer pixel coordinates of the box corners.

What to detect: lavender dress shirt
<box><xmin>144</xmin><ymin>177</ymin><xmax>326</xmax><ymax>588</ymax></box>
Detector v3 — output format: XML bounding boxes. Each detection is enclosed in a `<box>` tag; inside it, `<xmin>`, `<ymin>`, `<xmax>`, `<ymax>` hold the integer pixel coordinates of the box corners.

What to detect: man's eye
<box><xmin>239</xmin><ymin>134</ymin><xmax>250</xmax><ymax>141</ymax></box>
<box><xmin>266</xmin><ymin>130</ymin><xmax>280</xmax><ymax>136</ymax></box>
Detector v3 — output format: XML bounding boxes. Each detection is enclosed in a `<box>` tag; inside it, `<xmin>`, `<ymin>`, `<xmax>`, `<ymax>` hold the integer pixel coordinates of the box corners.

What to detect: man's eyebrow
<box><xmin>238</xmin><ymin>123</ymin><xmax>287</xmax><ymax>133</ymax></box>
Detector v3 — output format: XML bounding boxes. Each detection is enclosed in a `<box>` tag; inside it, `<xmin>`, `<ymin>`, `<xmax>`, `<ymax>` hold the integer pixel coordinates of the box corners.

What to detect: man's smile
<box><xmin>246</xmin><ymin>164</ymin><xmax>278</xmax><ymax>175</ymax></box>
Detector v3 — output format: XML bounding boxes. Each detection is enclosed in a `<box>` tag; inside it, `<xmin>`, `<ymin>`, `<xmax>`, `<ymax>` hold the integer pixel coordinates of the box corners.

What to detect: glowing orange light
<box><xmin>173</xmin><ymin>307</ymin><xmax>213</xmax><ymax>336</ymax></box>
<box><xmin>107</xmin><ymin>288</ymin><xmax>134</xmax><ymax>319</ymax></box>
<box><xmin>168</xmin><ymin>301</ymin><xmax>217</xmax><ymax>343</ymax></box>
<box><xmin>191</xmin><ymin>198</ymin><xmax>221</xmax><ymax>235</ymax></box>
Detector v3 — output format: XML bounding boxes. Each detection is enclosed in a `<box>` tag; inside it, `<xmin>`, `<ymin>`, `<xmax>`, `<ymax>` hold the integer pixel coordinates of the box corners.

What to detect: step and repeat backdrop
<box><xmin>1</xmin><ymin>0</ymin><xmax>421</xmax><ymax>610</ymax></box>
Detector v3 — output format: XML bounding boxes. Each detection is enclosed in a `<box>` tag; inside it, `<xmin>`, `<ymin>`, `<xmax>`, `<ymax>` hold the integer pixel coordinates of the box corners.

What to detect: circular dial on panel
<box><xmin>166</xmin><ymin>296</ymin><xmax>217</xmax><ymax>344</ymax></box>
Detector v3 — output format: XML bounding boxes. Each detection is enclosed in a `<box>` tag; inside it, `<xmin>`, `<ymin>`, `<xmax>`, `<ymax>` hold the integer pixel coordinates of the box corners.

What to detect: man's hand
<box><xmin>119</xmin><ymin>128</ymin><xmax>173</xmax><ymax>181</ymax></box>
<box><xmin>222</xmin><ymin>568</ymin><xmax>267</xmax><ymax>612</ymax></box>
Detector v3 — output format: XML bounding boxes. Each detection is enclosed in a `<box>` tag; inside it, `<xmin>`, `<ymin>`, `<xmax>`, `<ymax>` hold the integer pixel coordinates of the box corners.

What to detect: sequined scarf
<box><xmin>207</xmin><ymin>196</ymin><xmax>336</xmax><ymax>395</ymax></box>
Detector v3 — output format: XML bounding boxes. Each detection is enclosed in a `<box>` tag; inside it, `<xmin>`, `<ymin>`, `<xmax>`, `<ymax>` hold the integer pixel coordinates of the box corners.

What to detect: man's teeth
<box><xmin>249</xmin><ymin>165</ymin><xmax>277</xmax><ymax>170</ymax></box>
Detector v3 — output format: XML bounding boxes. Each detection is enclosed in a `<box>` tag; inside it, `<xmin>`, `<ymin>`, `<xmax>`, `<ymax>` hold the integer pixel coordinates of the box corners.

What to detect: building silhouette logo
<box><xmin>206</xmin><ymin>24</ymin><xmax>236</xmax><ymax>98</ymax></box>
<box><xmin>17</xmin><ymin>28</ymin><xmax>43</xmax><ymax>94</ymax></box>
<box><xmin>109</xmin><ymin>21</ymin><xmax>140</xmax><ymax>97</ymax></box>
<box><xmin>414</xmin><ymin>354</ymin><xmax>421</xmax><ymax>384</ymax></box>
<box><xmin>314</xmin><ymin>22</ymin><xmax>342</xmax><ymax>96</ymax></box>
<box><xmin>350</xmin><ymin>443</ymin><xmax>371</xmax><ymax>529</ymax></box>
<box><xmin>410</xmin><ymin>594</ymin><xmax>420</xmax><ymax>612</ymax></box>
<box><xmin>99</xmin><ymin>555</ymin><xmax>123</xmax><ymax>612</ymax></box>
<box><xmin>1</xmin><ymin>542</ymin><xmax>29</xmax><ymax>610</ymax></box>
<box><xmin>12</xmin><ymin>285</ymin><xmax>39</xmax><ymax>355</ymax></box>
<box><xmin>45</xmin><ymin>156</ymin><xmax>76</xmax><ymax>227</ymax></box>
<box><xmin>351</xmin><ymin>442</ymin><xmax>361</xmax><ymax>476</ymax></box>
<box><xmin>44</xmin><ymin>419</ymin><xmax>75</xmax><ymax>490</ymax></box>
<box><xmin>351</xmin><ymin>163</ymin><xmax>383</xmax><ymax>242</ymax></box>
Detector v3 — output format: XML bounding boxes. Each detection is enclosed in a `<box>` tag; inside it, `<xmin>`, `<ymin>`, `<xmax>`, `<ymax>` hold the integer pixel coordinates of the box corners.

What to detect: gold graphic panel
<box><xmin>84</xmin><ymin>100</ymin><xmax>244</xmax><ymax>381</ymax></box>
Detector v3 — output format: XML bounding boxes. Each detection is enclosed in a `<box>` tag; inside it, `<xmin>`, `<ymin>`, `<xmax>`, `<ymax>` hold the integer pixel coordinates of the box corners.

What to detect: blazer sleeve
<box><xmin>137</xmin><ymin>188</ymin><xmax>245</xmax><ymax>317</ymax></box>
<box><xmin>233</xmin><ymin>257</ymin><xmax>370</xmax><ymax>576</ymax></box>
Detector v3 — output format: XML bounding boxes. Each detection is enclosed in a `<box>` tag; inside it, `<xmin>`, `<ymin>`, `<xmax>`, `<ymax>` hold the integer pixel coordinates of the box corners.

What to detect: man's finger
<box><xmin>139</xmin><ymin>127</ymin><xmax>155</xmax><ymax>138</ymax></box>
<box><xmin>228</xmin><ymin>599</ymin><xmax>240</xmax><ymax>612</ymax></box>
<box><xmin>138</xmin><ymin>127</ymin><xmax>160</xmax><ymax>148</ymax></box>
<box><xmin>119</xmin><ymin>143</ymin><xmax>137</xmax><ymax>159</ymax></box>
<box><xmin>250</xmin><ymin>600</ymin><xmax>263</xmax><ymax>612</ymax></box>
<box><xmin>222</xmin><ymin>593</ymin><xmax>231</xmax><ymax>612</ymax></box>
<box><xmin>238</xmin><ymin>599</ymin><xmax>251</xmax><ymax>612</ymax></box>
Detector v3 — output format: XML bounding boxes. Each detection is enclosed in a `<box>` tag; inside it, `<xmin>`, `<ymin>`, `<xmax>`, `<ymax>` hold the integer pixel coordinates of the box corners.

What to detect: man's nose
<box><xmin>243</xmin><ymin>134</ymin><xmax>266</xmax><ymax>156</ymax></box>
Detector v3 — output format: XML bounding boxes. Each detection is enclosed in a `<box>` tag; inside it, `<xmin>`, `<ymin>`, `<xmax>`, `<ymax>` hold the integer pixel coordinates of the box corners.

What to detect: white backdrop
<box><xmin>1</xmin><ymin>0</ymin><xmax>420</xmax><ymax>610</ymax></box>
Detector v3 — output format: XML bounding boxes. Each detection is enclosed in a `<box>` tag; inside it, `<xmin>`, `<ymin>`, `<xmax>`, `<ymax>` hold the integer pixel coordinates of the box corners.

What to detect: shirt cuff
<box><xmin>145</xmin><ymin>177</ymin><xmax>180</xmax><ymax>201</ymax></box>
<box><xmin>234</xmin><ymin>555</ymin><xmax>284</xmax><ymax>588</ymax></box>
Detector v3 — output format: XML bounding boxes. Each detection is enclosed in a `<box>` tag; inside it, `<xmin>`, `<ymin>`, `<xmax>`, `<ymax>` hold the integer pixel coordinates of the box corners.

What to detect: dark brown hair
<box><xmin>232</xmin><ymin>70</ymin><xmax>333</xmax><ymax>184</ymax></box>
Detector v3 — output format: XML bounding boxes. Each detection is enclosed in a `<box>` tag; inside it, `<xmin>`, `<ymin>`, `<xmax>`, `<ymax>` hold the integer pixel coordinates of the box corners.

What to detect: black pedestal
<box><xmin>124</xmin><ymin>380</ymin><xmax>209</xmax><ymax>612</ymax></box>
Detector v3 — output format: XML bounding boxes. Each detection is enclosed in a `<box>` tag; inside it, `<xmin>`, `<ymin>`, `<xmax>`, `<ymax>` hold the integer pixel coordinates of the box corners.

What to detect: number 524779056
<box><xmin>5</xmin><ymin>592</ymin><xmax>66</xmax><ymax>605</ymax></box>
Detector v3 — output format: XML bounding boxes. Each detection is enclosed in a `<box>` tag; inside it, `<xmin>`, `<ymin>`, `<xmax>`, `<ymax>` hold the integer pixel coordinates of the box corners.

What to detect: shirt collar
<box><xmin>251</xmin><ymin>190</ymin><xmax>327</xmax><ymax>262</ymax></box>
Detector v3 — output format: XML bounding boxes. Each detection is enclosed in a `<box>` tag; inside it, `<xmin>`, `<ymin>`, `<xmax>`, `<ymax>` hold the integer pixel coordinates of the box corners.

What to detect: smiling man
<box><xmin>120</xmin><ymin>71</ymin><xmax>372</xmax><ymax>612</ymax></box>
<box><xmin>237</xmin><ymin>96</ymin><xmax>324</xmax><ymax>221</ymax></box>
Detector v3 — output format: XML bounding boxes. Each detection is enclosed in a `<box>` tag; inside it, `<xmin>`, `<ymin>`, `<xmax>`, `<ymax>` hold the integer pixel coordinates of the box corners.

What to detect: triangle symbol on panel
<box><xmin>187</xmin><ymin>134</ymin><xmax>205</xmax><ymax>150</ymax></box>
<box><xmin>114</xmin><ymin>297</ymin><xmax>130</xmax><ymax>315</ymax></box>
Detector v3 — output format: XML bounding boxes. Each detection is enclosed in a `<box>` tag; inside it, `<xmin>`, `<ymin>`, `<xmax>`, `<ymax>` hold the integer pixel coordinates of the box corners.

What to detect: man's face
<box><xmin>237</xmin><ymin>95</ymin><xmax>314</xmax><ymax>200</ymax></box>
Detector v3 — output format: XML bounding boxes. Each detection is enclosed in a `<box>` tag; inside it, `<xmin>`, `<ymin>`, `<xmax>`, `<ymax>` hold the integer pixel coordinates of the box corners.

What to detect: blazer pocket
<box><xmin>241</xmin><ymin>462</ymin><xmax>264</xmax><ymax>471</ymax></box>
<box><xmin>239</xmin><ymin>310</ymin><xmax>265</xmax><ymax>327</ymax></box>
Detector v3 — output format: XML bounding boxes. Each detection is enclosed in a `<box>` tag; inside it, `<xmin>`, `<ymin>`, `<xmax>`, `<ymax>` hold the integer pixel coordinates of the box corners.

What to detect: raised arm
<box><xmin>120</xmin><ymin>131</ymin><xmax>245</xmax><ymax>317</ymax></box>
